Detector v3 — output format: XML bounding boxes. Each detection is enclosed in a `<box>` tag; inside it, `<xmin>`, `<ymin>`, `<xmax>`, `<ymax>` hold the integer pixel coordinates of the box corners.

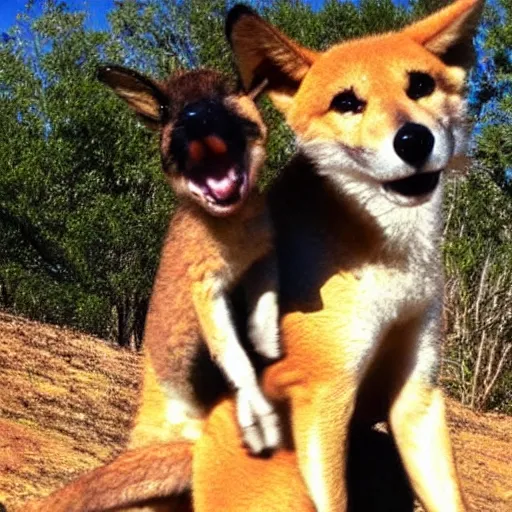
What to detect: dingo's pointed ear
<box><xmin>97</xmin><ymin>65</ymin><xmax>168</xmax><ymax>130</ymax></box>
<box><xmin>226</xmin><ymin>4</ymin><xmax>318</xmax><ymax>114</ymax></box>
<box><xmin>403</xmin><ymin>0</ymin><xmax>484</xmax><ymax>69</ymax></box>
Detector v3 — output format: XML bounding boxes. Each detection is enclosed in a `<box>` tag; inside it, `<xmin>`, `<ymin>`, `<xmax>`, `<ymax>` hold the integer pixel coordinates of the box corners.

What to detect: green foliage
<box><xmin>0</xmin><ymin>2</ymin><xmax>174</xmax><ymax>346</ymax></box>
<box><xmin>442</xmin><ymin>0</ymin><xmax>512</xmax><ymax>412</ymax></box>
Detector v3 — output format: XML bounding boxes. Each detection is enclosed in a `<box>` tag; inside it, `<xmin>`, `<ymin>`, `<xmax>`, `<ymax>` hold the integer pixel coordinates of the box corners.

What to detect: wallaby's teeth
<box><xmin>228</xmin><ymin>168</ymin><xmax>238</xmax><ymax>181</ymax></box>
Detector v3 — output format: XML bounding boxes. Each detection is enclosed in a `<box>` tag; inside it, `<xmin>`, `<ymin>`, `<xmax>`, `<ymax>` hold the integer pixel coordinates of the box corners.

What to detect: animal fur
<box><xmin>18</xmin><ymin>68</ymin><xmax>281</xmax><ymax>510</ymax></box>
<box><xmin>193</xmin><ymin>1</ymin><xmax>483</xmax><ymax>511</ymax></box>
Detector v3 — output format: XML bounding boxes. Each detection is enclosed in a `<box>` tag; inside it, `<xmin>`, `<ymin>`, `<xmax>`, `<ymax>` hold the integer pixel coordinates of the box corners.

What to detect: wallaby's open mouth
<box><xmin>184</xmin><ymin>135</ymin><xmax>249</xmax><ymax>216</ymax></box>
<box><xmin>384</xmin><ymin>171</ymin><xmax>441</xmax><ymax>204</ymax></box>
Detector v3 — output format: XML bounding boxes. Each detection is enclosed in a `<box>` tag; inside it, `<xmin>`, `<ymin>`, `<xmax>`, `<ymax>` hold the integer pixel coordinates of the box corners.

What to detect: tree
<box><xmin>0</xmin><ymin>2</ymin><xmax>174</xmax><ymax>346</ymax></box>
<box><xmin>442</xmin><ymin>0</ymin><xmax>512</xmax><ymax>412</ymax></box>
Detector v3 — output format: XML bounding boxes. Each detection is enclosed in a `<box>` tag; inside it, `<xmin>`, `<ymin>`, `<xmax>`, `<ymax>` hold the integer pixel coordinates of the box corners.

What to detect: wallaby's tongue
<box><xmin>206</xmin><ymin>168</ymin><xmax>239</xmax><ymax>201</ymax></box>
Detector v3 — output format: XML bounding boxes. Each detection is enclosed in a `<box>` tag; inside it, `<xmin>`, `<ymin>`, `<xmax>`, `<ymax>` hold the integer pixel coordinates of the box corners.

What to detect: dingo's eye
<box><xmin>330</xmin><ymin>89</ymin><xmax>366</xmax><ymax>114</ymax></box>
<box><xmin>407</xmin><ymin>72</ymin><xmax>435</xmax><ymax>100</ymax></box>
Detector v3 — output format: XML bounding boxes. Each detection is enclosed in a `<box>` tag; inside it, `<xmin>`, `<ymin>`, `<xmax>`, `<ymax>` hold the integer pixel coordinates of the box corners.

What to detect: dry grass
<box><xmin>0</xmin><ymin>312</ymin><xmax>510</xmax><ymax>510</ymax></box>
<box><xmin>448</xmin><ymin>400</ymin><xmax>512</xmax><ymax>510</ymax></box>
<box><xmin>0</xmin><ymin>312</ymin><xmax>140</xmax><ymax>508</ymax></box>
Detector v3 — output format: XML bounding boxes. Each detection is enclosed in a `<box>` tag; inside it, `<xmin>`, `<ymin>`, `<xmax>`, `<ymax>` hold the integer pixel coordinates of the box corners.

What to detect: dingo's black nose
<box><xmin>393</xmin><ymin>123</ymin><xmax>434</xmax><ymax>168</ymax></box>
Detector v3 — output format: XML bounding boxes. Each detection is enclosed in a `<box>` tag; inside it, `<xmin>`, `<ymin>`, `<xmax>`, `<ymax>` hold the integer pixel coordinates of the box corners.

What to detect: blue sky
<box><xmin>0</xmin><ymin>0</ymin><xmax>495</xmax><ymax>33</ymax></box>
<box><xmin>0</xmin><ymin>0</ymin><xmax>331</xmax><ymax>33</ymax></box>
<box><xmin>0</xmin><ymin>0</ymin><xmax>115</xmax><ymax>33</ymax></box>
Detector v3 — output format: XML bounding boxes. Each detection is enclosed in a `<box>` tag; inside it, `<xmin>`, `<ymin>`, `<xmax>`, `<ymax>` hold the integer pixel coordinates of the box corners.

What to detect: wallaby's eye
<box><xmin>407</xmin><ymin>72</ymin><xmax>435</xmax><ymax>100</ymax></box>
<box><xmin>330</xmin><ymin>89</ymin><xmax>366</xmax><ymax>114</ymax></box>
<box><xmin>160</xmin><ymin>103</ymin><xmax>170</xmax><ymax>123</ymax></box>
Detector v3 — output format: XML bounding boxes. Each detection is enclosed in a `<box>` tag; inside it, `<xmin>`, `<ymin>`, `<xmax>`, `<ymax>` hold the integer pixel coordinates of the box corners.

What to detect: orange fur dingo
<box><xmin>194</xmin><ymin>1</ymin><xmax>484</xmax><ymax>511</ymax></box>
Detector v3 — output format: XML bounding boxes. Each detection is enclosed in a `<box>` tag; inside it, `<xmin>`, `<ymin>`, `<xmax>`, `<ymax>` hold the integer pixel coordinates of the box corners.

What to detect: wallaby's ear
<box><xmin>402</xmin><ymin>0</ymin><xmax>484</xmax><ymax>69</ymax></box>
<box><xmin>97</xmin><ymin>65</ymin><xmax>168</xmax><ymax>130</ymax></box>
<box><xmin>226</xmin><ymin>4</ymin><xmax>318</xmax><ymax>114</ymax></box>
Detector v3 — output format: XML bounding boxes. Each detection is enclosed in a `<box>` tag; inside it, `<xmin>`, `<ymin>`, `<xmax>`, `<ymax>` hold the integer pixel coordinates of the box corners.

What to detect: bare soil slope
<box><xmin>0</xmin><ymin>313</ymin><xmax>140</xmax><ymax>508</ymax></box>
<box><xmin>0</xmin><ymin>313</ymin><xmax>510</xmax><ymax>510</ymax></box>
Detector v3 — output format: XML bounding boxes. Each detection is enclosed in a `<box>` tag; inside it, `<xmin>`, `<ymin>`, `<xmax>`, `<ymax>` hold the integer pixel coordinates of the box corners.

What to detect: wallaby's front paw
<box><xmin>248</xmin><ymin>289</ymin><xmax>281</xmax><ymax>361</ymax></box>
<box><xmin>255</xmin><ymin>339</ymin><xmax>282</xmax><ymax>361</ymax></box>
<box><xmin>236</xmin><ymin>385</ymin><xmax>281</xmax><ymax>455</ymax></box>
<box><xmin>249</xmin><ymin>325</ymin><xmax>282</xmax><ymax>361</ymax></box>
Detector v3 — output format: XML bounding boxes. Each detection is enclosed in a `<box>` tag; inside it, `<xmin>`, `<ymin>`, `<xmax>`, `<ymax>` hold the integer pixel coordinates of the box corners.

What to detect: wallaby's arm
<box><xmin>191</xmin><ymin>275</ymin><xmax>280</xmax><ymax>454</ymax></box>
<box><xmin>245</xmin><ymin>253</ymin><xmax>281</xmax><ymax>361</ymax></box>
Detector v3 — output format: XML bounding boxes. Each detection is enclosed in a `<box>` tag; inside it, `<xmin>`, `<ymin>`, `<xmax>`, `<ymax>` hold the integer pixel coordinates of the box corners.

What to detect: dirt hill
<box><xmin>0</xmin><ymin>312</ymin><xmax>511</xmax><ymax>510</ymax></box>
<box><xmin>0</xmin><ymin>312</ymin><xmax>140</xmax><ymax>509</ymax></box>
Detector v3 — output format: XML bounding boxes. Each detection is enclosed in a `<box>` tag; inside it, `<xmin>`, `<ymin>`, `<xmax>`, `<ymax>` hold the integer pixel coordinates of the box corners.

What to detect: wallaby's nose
<box><xmin>181</xmin><ymin>99</ymin><xmax>224</xmax><ymax>139</ymax></box>
<box><xmin>170</xmin><ymin>99</ymin><xmax>247</xmax><ymax>173</ymax></box>
<box><xmin>393</xmin><ymin>123</ymin><xmax>434</xmax><ymax>168</ymax></box>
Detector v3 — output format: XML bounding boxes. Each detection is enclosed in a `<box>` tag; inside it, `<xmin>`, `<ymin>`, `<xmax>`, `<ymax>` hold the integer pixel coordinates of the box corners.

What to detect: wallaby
<box><xmin>19</xmin><ymin>67</ymin><xmax>280</xmax><ymax>511</ymax></box>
